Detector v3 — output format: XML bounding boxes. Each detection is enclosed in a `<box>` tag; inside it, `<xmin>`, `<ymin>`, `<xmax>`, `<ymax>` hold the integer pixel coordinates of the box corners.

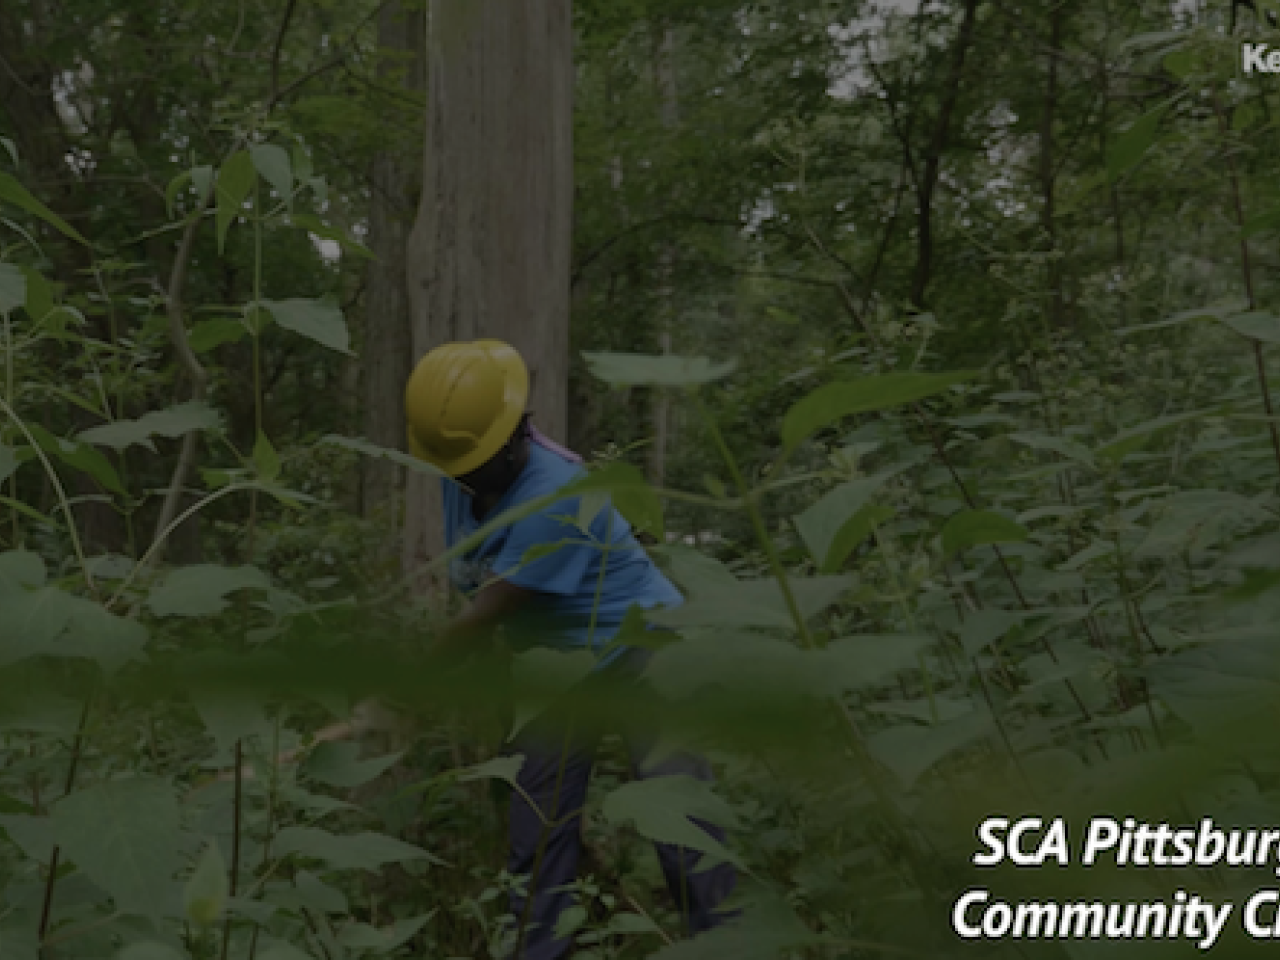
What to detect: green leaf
<box><xmin>0</xmin><ymin>924</ymin><xmax>39</xmax><ymax>960</ymax></box>
<box><xmin>1106</xmin><ymin>101</ymin><xmax>1169</xmax><ymax>181</ymax></box>
<box><xmin>601</xmin><ymin>775</ymin><xmax>741</xmax><ymax>867</ymax></box>
<box><xmin>0</xmin><ymin>814</ymin><xmax>54</xmax><ymax>861</ymax></box>
<box><xmin>1095</xmin><ymin>407</ymin><xmax>1221</xmax><ymax>461</ymax></box>
<box><xmin>941</xmin><ymin>510</ymin><xmax>1028</xmax><ymax>558</ymax></box>
<box><xmin>868</xmin><ymin>710</ymin><xmax>992</xmax><ymax>788</ymax></box>
<box><xmin>188</xmin><ymin>319</ymin><xmax>247</xmax><ymax>353</ymax></box>
<box><xmin>0</xmin><ymin>261</ymin><xmax>25</xmax><ymax>314</ymax></box>
<box><xmin>147</xmin><ymin>565</ymin><xmax>272</xmax><ymax>618</ymax></box>
<box><xmin>301</xmin><ymin>742</ymin><xmax>403</xmax><ymax>788</ymax></box>
<box><xmin>58</xmin><ymin>597</ymin><xmax>149</xmax><ymax>674</ymax></box>
<box><xmin>581</xmin><ymin>351</ymin><xmax>736</xmax><ymax>387</ymax></box>
<box><xmin>0</xmin><ymin>442</ymin><xmax>17</xmax><ymax>485</ymax></box>
<box><xmin>0</xmin><ymin>550</ymin><xmax>45</xmax><ymax>593</ymax></box>
<box><xmin>253</xmin><ymin>431</ymin><xmax>281</xmax><ymax>482</ymax></box>
<box><xmin>184</xmin><ymin>841</ymin><xmax>229</xmax><ymax>928</ymax></box>
<box><xmin>0</xmin><ymin>587</ymin><xmax>74</xmax><ymax>667</ymax></box>
<box><xmin>0</xmin><ymin>137</ymin><xmax>16</xmax><ymax>166</ymax></box>
<box><xmin>781</xmin><ymin>370</ymin><xmax>975</xmax><ymax>453</ymax></box>
<box><xmin>648</xmin><ymin>574</ymin><xmax>853</xmax><ymax>631</ymax></box>
<box><xmin>215</xmin><ymin>150</ymin><xmax>256</xmax><ymax>254</ymax></box>
<box><xmin>260</xmin><ymin>297</ymin><xmax>352</xmax><ymax>355</ymax></box>
<box><xmin>289</xmin><ymin>214</ymin><xmax>375</xmax><ymax>259</ymax></box>
<box><xmin>957</xmin><ymin>609</ymin><xmax>1036</xmax><ymax>657</ymax></box>
<box><xmin>792</xmin><ymin>471</ymin><xmax>895</xmax><ymax>570</ymax></box>
<box><xmin>319</xmin><ymin>434</ymin><xmax>446</xmax><ymax>478</ymax></box>
<box><xmin>118</xmin><ymin>943</ymin><xmax>186</xmax><ymax>960</ymax></box>
<box><xmin>645</xmin><ymin>891</ymin><xmax>820</xmax><ymax>960</ymax></box>
<box><xmin>336</xmin><ymin>914</ymin><xmax>433</xmax><ymax>952</ymax></box>
<box><xmin>508</xmin><ymin>648</ymin><xmax>596</xmax><ymax>738</ymax></box>
<box><xmin>1007</xmin><ymin>431</ymin><xmax>1096</xmax><ymax>469</ymax></box>
<box><xmin>256</xmin><ymin>945</ymin><xmax>313</xmax><ymax>960</ymax></box>
<box><xmin>263</xmin><ymin>870</ymin><xmax>348</xmax><ymax>915</ymax></box>
<box><xmin>22</xmin><ymin>266</ymin><xmax>52</xmax><ymax>322</ymax></box>
<box><xmin>1163</xmin><ymin>48</ymin><xmax>1194</xmax><ymax>78</ymax></box>
<box><xmin>78</xmin><ymin>401</ymin><xmax>222</xmax><ymax>453</ymax></box>
<box><xmin>573</xmin><ymin>461</ymin><xmax>663</xmax><ymax>538</ymax></box>
<box><xmin>457</xmin><ymin>755</ymin><xmax>525</xmax><ymax>787</ymax></box>
<box><xmin>1222</xmin><ymin>311</ymin><xmax>1280</xmax><ymax>345</ymax></box>
<box><xmin>0</xmin><ymin>171</ymin><xmax>87</xmax><ymax>244</ymax></box>
<box><xmin>272</xmin><ymin>826</ymin><xmax>444</xmax><ymax>871</ymax></box>
<box><xmin>251</xmin><ymin>144</ymin><xmax>293</xmax><ymax>209</ymax></box>
<box><xmin>821</xmin><ymin>633</ymin><xmax>936</xmax><ymax>690</ymax></box>
<box><xmin>25</xmin><ymin>423</ymin><xmax>126</xmax><ymax>495</ymax></box>
<box><xmin>52</xmin><ymin>777</ymin><xmax>182</xmax><ymax>919</ymax></box>
<box><xmin>163</xmin><ymin>169</ymin><xmax>192</xmax><ymax>219</ymax></box>
<box><xmin>821</xmin><ymin>505</ymin><xmax>894</xmax><ymax>573</ymax></box>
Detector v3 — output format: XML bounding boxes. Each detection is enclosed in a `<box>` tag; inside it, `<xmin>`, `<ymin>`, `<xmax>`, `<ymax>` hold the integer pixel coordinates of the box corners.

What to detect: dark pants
<box><xmin>501</xmin><ymin>647</ymin><xmax>737</xmax><ymax>959</ymax></box>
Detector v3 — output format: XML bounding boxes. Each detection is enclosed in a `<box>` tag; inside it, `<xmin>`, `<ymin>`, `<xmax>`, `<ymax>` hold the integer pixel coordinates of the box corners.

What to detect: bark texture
<box><xmin>403</xmin><ymin>0</ymin><xmax>574</xmax><ymax>578</ymax></box>
<box><xmin>361</xmin><ymin>1</ymin><xmax>426</xmax><ymax>526</ymax></box>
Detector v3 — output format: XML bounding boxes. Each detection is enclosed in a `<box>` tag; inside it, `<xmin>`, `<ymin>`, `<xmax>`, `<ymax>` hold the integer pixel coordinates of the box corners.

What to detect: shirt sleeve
<box><xmin>489</xmin><ymin>497</ymin><xmax>600</xmax><ymax>596</ymax></box>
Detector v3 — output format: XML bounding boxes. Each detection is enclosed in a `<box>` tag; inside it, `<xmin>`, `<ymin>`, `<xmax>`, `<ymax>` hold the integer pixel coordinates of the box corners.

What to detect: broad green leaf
<box><xmin>0</xmin><ymin>586</ymin><xmax>73</xmax><ymax>666</ymax></box>
<box><xmin>301</xmin><ymin>742</ymin><xmax>403</xmax><ymax>788</ymax></box>
<box><xmin>253</xmin><ymin>431</ymin><xmax>281</xmax><ymax>482</ymax></box>
<box><xmin>52</xmin><ymin>777</ymin><xmax>182</xmax><ymax>919</ymax></box>
<box><xmin>1222</xmin><ymin>311</ymin><xmax>1280</xmax><ymax>344</ymax></box>
<box><xmin>1007</xmin><ymin>431</ymin><xmax>1096</xmax><ymax>469</ymax></box>
<box><xmin>58</xmin><ymin>597</ymin><xmax>149</xmax><ymax>674</ymax></box>
<box><xmin>216</xmin><ymin>150</ymin><xmax>256</xmax><ymax>252</ymax></box>
<box><xmin>0</xmin><ymin>171</ymin><xmax>87</xmax><ymax>244</ymax></box>
<box><xmin>941</xmin><ymin>509</ymin><xmax>1028</xmax><ymax>558</ymax></box>
<box><xmin>573</xmin><ymin>461</ymin><xmax>663</xmax><ymax>538</ymax></box>
<box><xmin>1057</xmin><ymin>540</ymin><xmax>1115</xmax><ymax>571</ymax></box>
<box><xmin>1106</xmin><ymin>101</ymin><xmax>1169</xmax><ymax>182</ymax></box>
<box><xmin>78</xmin><ymin>401</ymin><xmax>222</xmax><ymax>453</ymax></box>
<box><xmin>0</xmin><ymin>925</ymin><xmax>38</xmax><ymax>960</ymax></box>
<box><xmin>0</xmin><ymin>443</ymin><xmax>18</xmax><ymax>486</ymax></box>
<box><xmin>256</xmin><ymin>945</ymin><xmax>313</xmax><ymax>960</ymax></box>
<box><xmin>260</xmin><ymin>297</ymin><xmax>352</xmax><ymax>355</ymax></box>
<box><xmin>191</xmin><ymin>686</ymin><xmax>274</xmax><ymax>763</ymax></box>
<box><xmin>0</xmin><ymin>137</ymin><xmax>16</xmax><ymax>166</ymax></box>
<box><xmin>319</xmin><ymin>434</ymin><xmax>446</xmax><ymax>478</ymax></box>
<box><xmin>508</xmin><ymin>647</ymin><xmax>595</xmax><ymax>738</ymax></box>
<box><xmin>649</xmin><ymin>574</ymin><xmax>853</xmax><ymax>631</ymax></box>
<box><xmin>0</xmin><ymin>814</ymin><xmax>54</xmax><ymax>861</ymax></box>
<box><xmin>289</xmin><ymin>213</ymin><xmax>375</xmax><ymax>259</ymax></box>
<box><xmin>868</xmin><ymin>711</ymin><xmax>992</xmax><ymax>788</ymax></box>
<box><xmin>118</xmin><ymin>943</ymin><xmax>186</xmax><ymax>960</ymax></box>
<box><xmin>458</xmin><ymin>755</ymin><xmax>525</xmax><ymax>786</ymax></box>
<box><xmin>25</xmin><ymin>423</ymin><xmax>126</xmax><ymax>495</ymax></box>
<box><xmin>251</xmin><ymin>144</ymin><xmax>293</xmax><ymax>209</ymax></box>
<box><xmin>0</xmin><ymin>261</ymin><xmax>24</xmax><ymax>314</ymax></box>
<box><xmin>581</xmin><ymin>351</ymin><xmax>736</xmax><ymax>387</ymax></box>
<box><xmin>792</xmin><ymin>471</ymin><xmax>895</xmax><ymax>570</ymax></box>
<box><xmin>188</xmin><ymin>319</ymin><xmax>247</xmax><ymax>353</ymax></box>
<box><xmin>645</xmin><ymin>891</ymin><xmax>820</xmax><ymax>960</ymax></box>
<box><xmin>272</xmin><ymin>826</ymin><xmax>444</xmax><ymax>871</ymax></box>
<box><xmin>1163</xmin><ymin>48</ymin><xmax>1194</xmax><ymax>78</ymax></box>
<box><xmin>1095</xmin><ymin>407</ymin><xmax>1220</xmax><ymax>461</ymax></box>
<box><xmin>0</xmin><ymin>550</ymin><xmax>44</xmax><ymax>594</ymax></box>
<box><xmin>336</xmin><ymin>914</ymin><xmax>433</xmax><ymax>952</ymax></box>
<box><xmin>22</xmin><ymin>266</ymin><xmax>52</xmax><ymax>321</ymax></box>
<box><xmin>781</xmin><ymin>370</ymin><xmax>975</xmax><ymax>452</ymax></box>
<box><xmin>184</xmin><ymin>842</ymin><xmax>228</xmax><ymax>928</ymax></box>
<box><xmin>1134</xmin><ymin>490</ymin><xmax>1266</xmax><ymax>560</ymax></box>
<box><xmin>601</xmin><ymin>775</ymin><xmax>741</xmax><ymax>867</ymax></box>
<box><xmin>146</xmin><ymin>564</ymin><xmax>272</xmax><ymax>618</ymax></box>
<box><xmin>822</xmin><ymin>633</ymin><xmax>935</xmax><ymax>689</ymax></box>
<box><xmin>821</xmin><ymin>505</ymin><xmax>894</xmax><ymax>573</ymax></box>
<box><xmin>164</xmin><ymin>169</ymin><xmax>192</xmax><ymax>219</ymax></box>
<box><xmin>263</xmin><ymin>870</ymin><xmax>348</xmax><ymax>915</ymax></box>
<box><xmin>1243</xmin><ymin>208</ymin><xmax>1280</xmax><ymax>238</ymax></box>
<box><xmin>957</xmin><ymin>609</ymin><xmax>1035</xmax><ymax>657</ymax></box>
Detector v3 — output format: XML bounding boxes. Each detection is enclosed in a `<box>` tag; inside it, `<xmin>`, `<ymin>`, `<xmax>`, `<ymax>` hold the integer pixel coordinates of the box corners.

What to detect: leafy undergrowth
<box><xmin>4</xmin><ymin>309</ymin><xmax>1280</xmax><ymax>959</ymax></box>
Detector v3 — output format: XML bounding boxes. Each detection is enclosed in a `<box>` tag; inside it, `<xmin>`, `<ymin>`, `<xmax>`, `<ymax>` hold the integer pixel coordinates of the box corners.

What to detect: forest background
<box><xmin>3</xmin><ymin>0</ymin><xmax>1280</xmax><ymax>957</ymax></box>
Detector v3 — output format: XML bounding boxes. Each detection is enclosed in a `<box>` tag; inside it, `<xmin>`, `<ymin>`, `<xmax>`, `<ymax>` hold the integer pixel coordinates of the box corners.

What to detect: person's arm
<box><xmin>259</xmin><ymin>580</ymin><xmax>538</xmax><ymax>769</ymax></box>
<box><xmin>426</xmin><ymin>578</ymin><xmax>538</xmax><ymax>666</ymax></box>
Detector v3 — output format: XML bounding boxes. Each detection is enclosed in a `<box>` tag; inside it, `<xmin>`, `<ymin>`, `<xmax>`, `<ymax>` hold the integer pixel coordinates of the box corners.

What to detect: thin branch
<box><xmin>270</xmin><ymin>0</ymin><xmax>301</xmax><ymax>104</ymax></box>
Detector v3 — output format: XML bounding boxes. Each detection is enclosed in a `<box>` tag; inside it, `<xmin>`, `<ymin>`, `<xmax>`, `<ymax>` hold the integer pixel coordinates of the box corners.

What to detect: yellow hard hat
<box><xmin>404</xmin><ymin>339</ymin><xmax>529</xmax><ymax>477</ymax></box>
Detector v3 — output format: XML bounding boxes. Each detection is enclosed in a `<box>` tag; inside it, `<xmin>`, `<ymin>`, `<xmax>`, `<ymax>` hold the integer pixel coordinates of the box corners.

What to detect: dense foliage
<box><xmin>4</xmin><ymin>0</ymin><xmax>1280</xmax><ymax>957</ymax></box>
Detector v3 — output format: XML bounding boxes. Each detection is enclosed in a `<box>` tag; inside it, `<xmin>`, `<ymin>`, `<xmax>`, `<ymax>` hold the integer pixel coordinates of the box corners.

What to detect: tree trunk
<box><xmin>647</xmin><ymin>21</ymin><xmax>678</xmax><ymax>488</ymax></box>
<box><xmin>403</xmin><ymin>0</ymin><xmax>573</xmax><ymax>581</ymax></box>
<box><xmin>362</xmin><ymin>1</ymin><xmax>426</xmax><ymax>532</ymax></box>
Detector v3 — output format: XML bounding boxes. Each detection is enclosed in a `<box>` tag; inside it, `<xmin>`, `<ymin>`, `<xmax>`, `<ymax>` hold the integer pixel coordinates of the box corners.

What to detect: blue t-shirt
<box><xmin>442</xmin><ymin>442</ymin><xmax>683</xmax><ymax>662</ymax></box>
